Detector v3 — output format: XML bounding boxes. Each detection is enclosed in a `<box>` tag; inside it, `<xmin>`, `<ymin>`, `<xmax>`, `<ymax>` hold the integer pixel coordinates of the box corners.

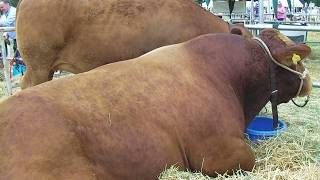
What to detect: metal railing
<box><xmin>245</xmin><ymin>24</ymin><xmax>320</xmax><ymax>32</ymax></box>
<box><xmin>226</xmin><ymin>13</ymin><xmax>320</xmax><ymax>25</ymax></box>
<box><xmin>245</xmin><ymin>24</ymin><xmax>320</xmax><ymax>44</ymax></box>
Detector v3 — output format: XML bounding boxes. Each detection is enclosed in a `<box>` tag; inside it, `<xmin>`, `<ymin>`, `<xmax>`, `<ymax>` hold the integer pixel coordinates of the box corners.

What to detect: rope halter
<box><xmin>253</xmin><ymin>37</ymin><xmax>309</xmax><ymax>97</ymax></box>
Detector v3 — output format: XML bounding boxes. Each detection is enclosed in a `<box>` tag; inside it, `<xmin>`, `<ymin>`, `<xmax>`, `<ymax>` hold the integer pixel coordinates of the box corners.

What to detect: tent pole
<box><xmin>292</xmin><ymin>0</ymin><xmax>295</xmax><ymax>13</ymax></box>
<box><xmin>259</xmin><ymin>0</ymin><xmax>264</xmax><ymax>23</ymax></box>
<box><xmin>250</xmin><ymin>0</ymin><xmax>254</xmax><ymax>24</ymax></box>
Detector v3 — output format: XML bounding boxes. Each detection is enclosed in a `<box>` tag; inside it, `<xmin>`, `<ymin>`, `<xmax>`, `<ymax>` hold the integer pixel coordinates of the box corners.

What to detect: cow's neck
<box><xmin>239</xmin><ymin>40</ymin><xmax>274</xmax><ymax>125</ymax></box>
<box><xmin>187</xmin><ymin>35</ymin><xmax>275</xmax><ymax>126</ymax></box>
<box><xmin>212</xmin><ymin>38</ymin><xmax>273</xmax><ymax>125</ymax></box>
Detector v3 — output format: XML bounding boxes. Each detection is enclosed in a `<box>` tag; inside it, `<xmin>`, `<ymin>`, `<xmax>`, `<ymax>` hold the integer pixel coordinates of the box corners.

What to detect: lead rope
<box><xmin>270</xmin><ymin>62</ymin><xmax>279</xmax><ymax>129</ymax></box>
<box><xmin>253</xmin><ymin>37</ymin><xmax>310</xmax><ymax>107</ymax></box>
<box><xmin>253</xmin><ymin>37</ymin><xmax>309</xmax><ymax>97</ymax></box>
<box><xmin>291</xmin><ymin>96</ymin><xmax>310</xmax><ymax>107</ymax></box>
<box><xmin>253</xmin><ymin>38</ymin><xmax>279</xmax><ymax>129</ymax></box>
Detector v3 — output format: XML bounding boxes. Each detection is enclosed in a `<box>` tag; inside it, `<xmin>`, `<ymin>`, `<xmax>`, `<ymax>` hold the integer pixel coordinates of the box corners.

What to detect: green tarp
<box><xmin>228</xmin><ymin>0</ymin><xmax>236</xmax><ymax>16</ymax></box>
<box><xmin>287</xmin><ymin>0</ymin><xmax>292</xmax><ymax>11</ymax></box>
<box><xmin>273</xmin><ymin>0</ymin><xmax>278</xmax><ymax>15</ymax></box>
<box><xmin>205</xmin><ymin>0</ymin><xmax>211</xmax><ymax>6</ymax></box>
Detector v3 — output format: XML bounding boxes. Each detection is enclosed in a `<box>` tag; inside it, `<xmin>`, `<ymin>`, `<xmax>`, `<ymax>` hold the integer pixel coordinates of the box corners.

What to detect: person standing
<box><xmin>0</xmin><ymin>0</ymin><xmax>19</xmax><ymax>58</ymax></box>
<box><xmin>276</xmin><ymin>1</ymin><xmax>286</xmax><ymax>21</ymax></box>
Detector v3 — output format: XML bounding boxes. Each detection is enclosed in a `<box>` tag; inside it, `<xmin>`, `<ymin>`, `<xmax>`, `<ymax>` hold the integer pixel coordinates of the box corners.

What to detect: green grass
<box><xmin>307</xmin><ymin>32</ymin><xmax>320</xmax><ymax>61</ymax></box>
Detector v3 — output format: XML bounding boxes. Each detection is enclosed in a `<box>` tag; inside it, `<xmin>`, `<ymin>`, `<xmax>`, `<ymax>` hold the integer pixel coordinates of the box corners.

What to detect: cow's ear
<box><xmin>230</xmin><ymin>26</ymin><xmax>243</xmax><ymax>36</ymax></box>
<box><xmin>230</xmin><ymin>24</ymin><xmax>253</xmax><ymax>38</ymax></box>
<box><xmin>271</xmin><ymin>44</ymin><xmax>311</xmax><ymax>66</ymax></box>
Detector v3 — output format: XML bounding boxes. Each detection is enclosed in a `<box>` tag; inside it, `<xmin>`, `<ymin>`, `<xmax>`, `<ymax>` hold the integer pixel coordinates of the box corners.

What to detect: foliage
<box><xmin>8</xmin><ymin>0</ymin><xmax>19</xmax><ymax>7</ymax></box>
<box><xmin>193</xmin><ymin>0</ymin><xmax>204</xmax><ymax>5</ymax></box>
<box><xmin>310</xmin><ymin>0</ymin><xmax>320</xmax><ymax>6</ymax></box>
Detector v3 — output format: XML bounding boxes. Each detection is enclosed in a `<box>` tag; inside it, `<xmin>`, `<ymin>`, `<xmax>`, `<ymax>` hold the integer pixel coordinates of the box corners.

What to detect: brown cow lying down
<box><xmin>17</xmin><ymin>0</ymin><xmax>252</xmax><ymax>89</ymax></box>
<box><xmin>0</xmin><ymin>29</ymin><xmax>312</xmax><ymax>179</ymax></box>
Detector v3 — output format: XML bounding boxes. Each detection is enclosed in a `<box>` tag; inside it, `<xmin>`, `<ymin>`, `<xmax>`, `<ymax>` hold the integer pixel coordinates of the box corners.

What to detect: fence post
<box><xmin>1</xmin><ymin>31</ymin><xmax>12</xmax><ymax>95</ymax></box>
<box><xmin>0</xmin><ymin>27</ymin><xmax>16</xmax><ymax>96</ymax></box>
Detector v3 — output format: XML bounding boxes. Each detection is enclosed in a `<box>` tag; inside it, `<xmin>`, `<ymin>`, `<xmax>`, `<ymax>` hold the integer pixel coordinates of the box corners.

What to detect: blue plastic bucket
<box><xmin>245</xmin><ymin>116</ymin><xmax>287</xmax><ymax>142</ymax></box>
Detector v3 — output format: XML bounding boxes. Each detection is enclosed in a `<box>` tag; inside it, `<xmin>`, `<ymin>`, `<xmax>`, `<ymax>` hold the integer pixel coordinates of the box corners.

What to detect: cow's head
<box><xmin>258</xmin><ymin>28</ymin><xmax>312</xmax><ymax>103</ymax></box>
<box><xmin>230</xmin><ymin>23</ymin><xmax>253</xmax><ymax>39</ymax></box>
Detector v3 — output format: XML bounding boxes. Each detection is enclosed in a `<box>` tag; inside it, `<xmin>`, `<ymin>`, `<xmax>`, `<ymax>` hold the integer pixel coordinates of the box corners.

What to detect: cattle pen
<box><xmin>1</xmin><ymin>32</ymin><xmax>320</xmax><ymax>180</ymax></box>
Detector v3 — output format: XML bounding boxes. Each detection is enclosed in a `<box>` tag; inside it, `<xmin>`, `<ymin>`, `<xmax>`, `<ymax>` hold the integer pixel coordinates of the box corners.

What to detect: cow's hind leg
<box><xmin>20</xmin><ymin>67</ymin><xmax>54</xmax><ymax>89</ymax></box>
<box><xmin>19</xmin><ymin>46</ymin><xmax>58</xmax><ymax>89</ymax></box>
<box><xmin>0</xmin><ymin>101</ymin><xmax>95</xmax><ymax>179</ymax></box>
<box><xmin>215</xmin><ymin>137</ymin><xmax>255</xmax><ymax>175</ymax></box>
<box><xmin>17</xmin><ymin>20</ymin><xmax>63</xmax><ymax>89</ymax></box>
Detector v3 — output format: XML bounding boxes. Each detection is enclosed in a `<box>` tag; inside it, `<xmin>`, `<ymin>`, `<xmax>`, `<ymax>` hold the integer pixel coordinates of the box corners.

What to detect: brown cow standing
<box><xmin>16</xmin><ymin>0</ymin><xmax>251</xmax><ymax>89</ymax></box>
<box><xmin>0</xmin><ymin>29</ymin><xmax>312</xmax><ymax>179</ymax></box>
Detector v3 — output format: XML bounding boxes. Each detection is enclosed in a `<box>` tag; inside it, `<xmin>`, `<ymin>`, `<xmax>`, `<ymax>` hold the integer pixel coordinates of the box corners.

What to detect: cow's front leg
<box><xmin>20</xmin><ymin>67</ymin><xmax>54</xmax><ymax>89</ymax></box>
<box><xmin>188</xmin><ymin>136</ymin><xmax>255</xmax><ymax>176</ymax></box>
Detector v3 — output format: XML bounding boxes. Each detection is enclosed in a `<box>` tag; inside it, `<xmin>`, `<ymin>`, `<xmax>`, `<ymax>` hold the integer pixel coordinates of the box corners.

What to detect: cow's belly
<box><xmin>72</xmin><ymin>118</ymin><xmax>186</xmax><ymax>179</ymax></box>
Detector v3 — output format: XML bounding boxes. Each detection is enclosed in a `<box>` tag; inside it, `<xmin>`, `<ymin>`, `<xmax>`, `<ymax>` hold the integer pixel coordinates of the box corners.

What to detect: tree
<box><xmin>310</xmin><ymin>0</ymin><xmax>320</xmax><ymax>6</ymax></box>
<box><xmin>9</xmin><ymin>0</ymin><xmax>19</xmax><ymax>7</ymax></box>
<box><xmin>193</xmin><ymin>0</ymin><xmax>204</xmax><ymax>5</ymax></box>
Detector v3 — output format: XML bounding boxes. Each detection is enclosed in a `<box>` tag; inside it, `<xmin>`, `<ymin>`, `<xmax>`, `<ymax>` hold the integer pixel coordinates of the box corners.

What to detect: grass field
<box><xmin>0</xmin><ymin>32</ymin><xmax>319</xmax><ymax>180</ymax></box>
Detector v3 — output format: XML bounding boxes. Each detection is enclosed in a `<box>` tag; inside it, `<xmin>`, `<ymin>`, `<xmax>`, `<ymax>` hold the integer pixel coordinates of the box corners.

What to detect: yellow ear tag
<box><xmin>292</xmin><ymin>53</ymin><xmax>301</xmax><ymax>65</ymax></box>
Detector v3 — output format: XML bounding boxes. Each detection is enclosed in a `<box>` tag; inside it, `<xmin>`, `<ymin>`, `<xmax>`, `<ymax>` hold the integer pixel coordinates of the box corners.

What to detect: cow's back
<box><xmin>17</xmin><ymin>0</ymin><xmax>230</xmax><ymax>88</ymax></box>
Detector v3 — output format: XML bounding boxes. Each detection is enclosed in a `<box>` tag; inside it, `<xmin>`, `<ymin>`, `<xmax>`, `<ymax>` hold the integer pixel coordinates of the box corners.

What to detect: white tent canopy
<box><xmin>280</xmin><ymin>0</ymin><xmax>304</xmax><ymax>8</ymax></box>
<box><xmin>244</xmin><ymin>0</ymin><xmax>304</xmax><ymax>9</ymax></box>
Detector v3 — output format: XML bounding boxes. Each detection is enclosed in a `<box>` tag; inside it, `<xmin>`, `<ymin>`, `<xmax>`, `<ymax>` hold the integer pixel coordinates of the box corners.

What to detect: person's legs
<box><xmin>13</xmin><ymin>39</ymin><xmax>21</xmax><ymax>58</ymax></box>
<box><xmin>4</xmin><ymin>40</ymin><xmax>8</xmax><ymax>57</ymax></box>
